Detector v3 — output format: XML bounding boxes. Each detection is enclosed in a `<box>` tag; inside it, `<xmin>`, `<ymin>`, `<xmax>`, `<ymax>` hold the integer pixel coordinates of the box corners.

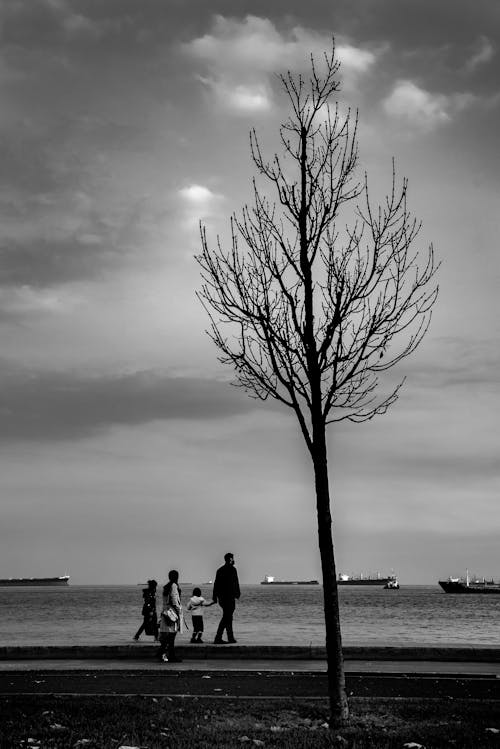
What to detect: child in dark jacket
<box><xmin>133</xmin><ymin>579</ymin><xmax>158</xmax><ymax>641</ymax></box>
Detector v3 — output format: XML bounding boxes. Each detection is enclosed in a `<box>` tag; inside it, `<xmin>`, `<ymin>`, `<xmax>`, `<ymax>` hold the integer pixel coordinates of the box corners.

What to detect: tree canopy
<box><xmin>197</xmin><ymin>45</ymin><xmax>438</xmax><ymax>455</ymax></box>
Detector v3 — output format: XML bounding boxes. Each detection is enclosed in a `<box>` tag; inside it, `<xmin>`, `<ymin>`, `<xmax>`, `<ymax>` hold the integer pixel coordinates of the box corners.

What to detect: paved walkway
<box><xmin>2</xmin><ymin>646</ymin><xmax>500</xmax><ymax>699</ymax></box>
<box><xmin>1</xmin><ymin>658</ymin><xmax>500</xmax><ymax>675</ymax></box>
<box><xmin>2</xmin><ymin>643</ymin><xmax>499</xmax><ymax>661</ymax></box>
<box><xmin>1</xmin><ymin>644</ymin><xmax>500</xmax><ymax>681</ymax></box>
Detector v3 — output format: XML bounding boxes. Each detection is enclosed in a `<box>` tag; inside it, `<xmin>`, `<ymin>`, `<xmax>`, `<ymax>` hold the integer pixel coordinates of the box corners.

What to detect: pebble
<box><xmin>49</xmin><ymin>723</ymin><xmax>68</xmax><ymax>732</ymax></box>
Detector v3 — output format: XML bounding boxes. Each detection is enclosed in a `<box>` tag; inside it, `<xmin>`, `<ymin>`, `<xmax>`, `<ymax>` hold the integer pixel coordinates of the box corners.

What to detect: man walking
<box><xmin>212</xmin><ymin>552</ymin><xmax>240</xmax><ymax>644</ymax></box>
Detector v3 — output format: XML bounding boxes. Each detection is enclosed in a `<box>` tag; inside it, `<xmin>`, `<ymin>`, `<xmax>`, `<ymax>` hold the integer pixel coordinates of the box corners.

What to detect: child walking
<box><xmin>133</xmin><ymin>579</ymin><xmax>158</xmax><ymax>642</ymax></box>
<box><xmin>187</xmin><ymin>587</ymin><xmax>213</xmax><ymax>643</ymax></box>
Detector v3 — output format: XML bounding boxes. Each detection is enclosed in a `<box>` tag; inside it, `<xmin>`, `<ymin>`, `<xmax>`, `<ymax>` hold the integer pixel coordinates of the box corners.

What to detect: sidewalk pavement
<box><xmin>1</xmin><ymin>659</ymin><xmax>500</xmax><ymax>676</ymax></box>
<box><xmin>1</xmin><ymin>644</ymin><xmax>499</xmax><ymax>676</ymax></box>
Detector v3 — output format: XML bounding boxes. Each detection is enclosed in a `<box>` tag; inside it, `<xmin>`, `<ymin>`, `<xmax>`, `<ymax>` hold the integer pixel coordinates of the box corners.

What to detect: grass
<box><xmin>0</xmin><ymin>695</ymin><xmax>499</xmax><ymax>748</ymax></box>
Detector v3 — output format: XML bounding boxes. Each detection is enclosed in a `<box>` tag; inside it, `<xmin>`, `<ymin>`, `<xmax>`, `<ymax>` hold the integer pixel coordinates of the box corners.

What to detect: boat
<box><xmin>260</xmin><ymin>575</ymin><xmax>319</xmax><ymax>585</ymax></box>
<box><xmin>0</xmin><ymin>575</ymin><xmax>70</xmax><ymax>587</ymax></box>
<box><xmin>439</xmin><ymin>570</ymin><xmax>500</xmax><ymax>595</ymax></box>
<box><xmin>384</xmin><ymin>577</ymin><xmax>400</xmax><ymax>589</ymax></box>
<box><xmin>338</xmin><ymin>572</ymin><xmax>397</xmax><ymax>586</ymax></box>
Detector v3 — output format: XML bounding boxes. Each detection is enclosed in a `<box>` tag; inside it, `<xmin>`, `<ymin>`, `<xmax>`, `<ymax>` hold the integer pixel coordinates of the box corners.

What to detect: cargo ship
<box><xmin>0</xmin><ymin>575</ymin><xmax>70</xmax><ymax>587</ymax></box>
<box><xmin>338</xmin><ymin>573</ymin><xmax>397</xmax><ymax>586</ymax></box>
<box><xmin>439</xmin><ymin>571</ymin><xmax>500</xmax><ymax>595</ymax></box>
<box><xmin>260</xmin><ymin>575</ymin><xmax>319</xmax><ymax>585</ymax></box>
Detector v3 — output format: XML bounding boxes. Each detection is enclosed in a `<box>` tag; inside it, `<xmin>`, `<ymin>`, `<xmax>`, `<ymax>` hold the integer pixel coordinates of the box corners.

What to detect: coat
<box><xmin>159</xmin><ymin>582</ymin><xmax>183</xmax><ymax>634</ymax></box>
<box><xmin>142</xmin><ymin>590</ymin><xmax>158</xmax><ymax>636</ymax></box>
<box><xmin>212</xmin><ymin>563</ymin><xmax>240</xmax><ymax>604</ymax></box>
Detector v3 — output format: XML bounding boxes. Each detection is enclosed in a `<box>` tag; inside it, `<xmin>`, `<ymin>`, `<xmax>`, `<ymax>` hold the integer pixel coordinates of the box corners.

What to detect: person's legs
<box><xmin>167</xmin><ymin>632</ymin><xmax>182</xmax><ymax>662</ymax></box>
<box><xmin>191</xmin><ymin>615</ymin><xmax>203</xmax><ymax>643</ymax></box>
<box><xmin>214</xmin><ymin>605</ymin><xmax>226</xmax><ymax>642</ymax></box>
<box><xmin>224</xmin><ymin>600</ymin><xmax>236</xmax><ymax>642</ymax></box>
<box><xmin>214</xmin><ymin>600</ymin><xmax>236</xmax><ymax>643</ymax></box>
<box><xmin>158</xmin><ymin>633</ymin><xmax>169</xmax><ymax>660</ymax></box>
<box><xmin>196</xmin><ymin>616</ymin><xmax>204</xmax><ymax>642</ymax></box>
<box><xmin>133</xmin><ymin>621</ymin><xmax>146</xmax><ymax>640</ymax></box>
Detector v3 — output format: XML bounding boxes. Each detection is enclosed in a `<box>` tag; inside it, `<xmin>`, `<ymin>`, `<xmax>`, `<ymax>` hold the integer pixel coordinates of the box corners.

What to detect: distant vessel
<box><xmin>384</xmin><ymin>577</ymin><xmax>400</xmax><ymax>590</ymax></box>
<box><xmin>0</xmin><ymin>575</ymin><xmax>70</xmax><ymax>587</ymax></box>
<box><xmin>260</xmin><ymin>575</ymin><xmax>319</xmax><ymax>585</ymax></box>
<box><xmin>338</xmin><ymin>572</ymin><xmax>397</xmax><ymax>587</ymax></box>
<box><xmin>439</xmin><ymin>570</ymin><xmax>500</xmax><ymax>595</ymax></box>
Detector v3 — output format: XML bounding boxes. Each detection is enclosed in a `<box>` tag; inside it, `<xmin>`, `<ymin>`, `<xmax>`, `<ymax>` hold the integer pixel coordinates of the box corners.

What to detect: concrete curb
<box><xmin>1</xmin><ymin>644</ymin><xmax>499</xmax><ymax>662</ymax></box>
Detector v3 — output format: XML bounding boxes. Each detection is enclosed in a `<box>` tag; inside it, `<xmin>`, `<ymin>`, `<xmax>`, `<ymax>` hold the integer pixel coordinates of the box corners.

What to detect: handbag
<box><xmin>163</xmin><ymin>607</ymin><xmax>178</xmax><ymax>623</ymax></box>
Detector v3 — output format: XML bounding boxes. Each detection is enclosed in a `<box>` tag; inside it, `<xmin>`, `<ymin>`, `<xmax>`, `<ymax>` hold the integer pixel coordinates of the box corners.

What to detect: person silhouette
<box><xmin>212</xmin><ymin>552</ymin><xmax>240</xmax><ymax>644</ymax></box>
<box><xmin>133</xmin><ymin>579</ymin><xmax>158</xmax><ymax>641</ymax></box>
<box><xmin>158</xmin><ymin>570</ymin><xmax>183</xmax><ymax>663</ymax></box>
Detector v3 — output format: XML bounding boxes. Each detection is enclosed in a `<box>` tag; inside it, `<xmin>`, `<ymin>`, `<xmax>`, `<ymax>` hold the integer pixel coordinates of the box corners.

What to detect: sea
<box><xmin>0</xmin><ymin>584</ymin><xmax>499</xmax><ymax>648</ymax></box>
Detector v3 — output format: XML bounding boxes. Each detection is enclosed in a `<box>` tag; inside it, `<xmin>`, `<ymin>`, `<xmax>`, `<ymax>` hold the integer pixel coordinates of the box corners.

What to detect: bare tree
<box><xmin>196</xmin><ymin>42</ymin><xmax>438</xmax><ymax>725</ymax></box>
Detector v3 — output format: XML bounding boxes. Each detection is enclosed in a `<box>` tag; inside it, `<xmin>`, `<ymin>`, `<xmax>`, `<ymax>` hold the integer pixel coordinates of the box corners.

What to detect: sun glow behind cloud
<box><xmin>178</xmin><ymin>184</ymin><xmax>224</xmax><ymax>230</ymax></box>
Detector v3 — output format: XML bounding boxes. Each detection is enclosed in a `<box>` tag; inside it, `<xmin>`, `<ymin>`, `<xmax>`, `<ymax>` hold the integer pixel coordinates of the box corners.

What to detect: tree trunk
<box><xmin>312</xmin><ymin>426</ymin><xmax>349</xmax><ymax>725</ymax></box>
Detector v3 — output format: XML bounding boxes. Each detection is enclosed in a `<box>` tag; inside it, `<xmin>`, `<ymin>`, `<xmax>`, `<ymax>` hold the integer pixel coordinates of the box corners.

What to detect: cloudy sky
<box><xmin>1</xmin><ymin>0</ymin><xmax>499</xmax><ymax>585</ymax></box>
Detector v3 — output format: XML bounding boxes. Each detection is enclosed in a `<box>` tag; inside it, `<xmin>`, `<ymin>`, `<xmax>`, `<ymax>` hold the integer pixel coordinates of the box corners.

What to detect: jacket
<box><xmin>159</xmin><ymin>582</ymin><xmax>183</xmax><ymax>634</ymax></box>
<box><xmin>187</xmin><ymin>595</ymin><xmax>206</xmax><ymax>613</ymax></box>
<box><xmin>212</xmin><ymin>563</ymin><xmax>240</xmax><ymax>603</ymax></box>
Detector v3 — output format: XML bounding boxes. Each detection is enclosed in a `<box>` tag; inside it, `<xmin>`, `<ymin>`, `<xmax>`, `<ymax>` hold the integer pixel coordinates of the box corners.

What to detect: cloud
<box><xmin>184</xmin><ymin>15</ymin><xmax>377</xmax><ymax>113</ymax></box>
<box><xmin>383</xmin><ymin>80</ymin><xmax>450</xmax><ymax>128</ymax></box>
<box><xmin>185</xmin><ymin>15</ymin><xmax>302</xmax><ymax>76</ymax></box>
<box><xmin>337</xmin><ymin>43</ymin><xmax>377</xmax><ymax>75</ymax></box>
<box><xmin>405</xmin><ymin>336</ymin><xmax>500</xmax><ymax>390</ymax></box>
<box><xmin>0</xmin><ymin>191</ymin><xmax>142</xmax><ymax>290</ymax></box>
<box><xmin>382</xmin><ymin>79</ymin><xmax>475</xmax><ymax>130</ymax></box>
<box><xmin>178</xmin><ymin>184</ymin><xmax>224</xmax><ymax>228</ymax></box>
<box><xmin>198</xmin><ymin>77</ymin><xmax>272</xmax><ymax>114</ymax></box>
<box><xmin>0</xmin><ymin>0</ymin><xmax>112</xmax><ymax>48</ymax></box>
<box><xmin>0</xmin><ymin>285</ymin><xmax>77</xmax><ymax>320</ymax></box>
<box><xmin>0</xmin><ymin>181</ymin><xmax>175</xmax><ymax>293</ymax></box>
<box><xmin>465</xmin><ymin>36</ymin><xmax>495</xmax><ymax>72</ymax></box>
<box><xmin>179</xmin><ymin>184</ymin><xmax>219</xmax><ymax>205</ymax></box>
<box><xmin>0</xmin><ymin>235</ymin><xmax>113</xmax><ymax>289</ymax></box>
<box><xmin>61</xmin><ymin>12</ymin><xmax>102</xmax><ymax>39</ymax></box>
<box><xmin>0</xmin><ymin>366</ymin><xmax>258</xmax><ymax>443</ymax></box>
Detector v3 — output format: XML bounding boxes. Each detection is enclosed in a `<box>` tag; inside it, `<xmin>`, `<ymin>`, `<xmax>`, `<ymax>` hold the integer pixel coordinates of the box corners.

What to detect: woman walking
<box><xmin>158</xmin><ymin>570</ymin><xmax>183</xmax><ymax>663</ymax></box>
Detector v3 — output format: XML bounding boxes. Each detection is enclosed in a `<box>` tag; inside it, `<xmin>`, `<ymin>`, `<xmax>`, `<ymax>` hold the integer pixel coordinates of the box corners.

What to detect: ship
<box><xmin>384</xmin><ymin>577</ymin><xmax>400</xmax><ymax>590</ymax></box>
<box><xmin>439</xmin><ymin>570</ymin><xmax>500</xmax><ymax>595</ymax></box>
<box><xmin>260</xmin><ymin>575</ymin><xmax>319</xmax><ymax>585</ymax></box>
<box><xmin>0</xmin><ymin>575</ymin><xmax>70</xmax><ymax>587</ymax></box>
<box><xmin>338</xmin><ymin>572</ymin><xmax>397</xmax><ymax>587</ymax></box>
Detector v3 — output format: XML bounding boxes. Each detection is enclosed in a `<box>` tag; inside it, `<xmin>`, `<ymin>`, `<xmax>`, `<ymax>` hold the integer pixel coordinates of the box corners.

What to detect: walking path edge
<box><xmin>1</xmin><ymin>644</ymin><xmax>499</xmax><ymax>662</ymax></box>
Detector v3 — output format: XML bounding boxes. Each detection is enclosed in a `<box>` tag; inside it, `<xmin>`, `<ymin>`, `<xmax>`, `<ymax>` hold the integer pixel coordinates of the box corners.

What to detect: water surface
<box><xmin>0</xmin><ymin>584</ymin><xmax>498</xmax><ymax>647</ymax></box>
